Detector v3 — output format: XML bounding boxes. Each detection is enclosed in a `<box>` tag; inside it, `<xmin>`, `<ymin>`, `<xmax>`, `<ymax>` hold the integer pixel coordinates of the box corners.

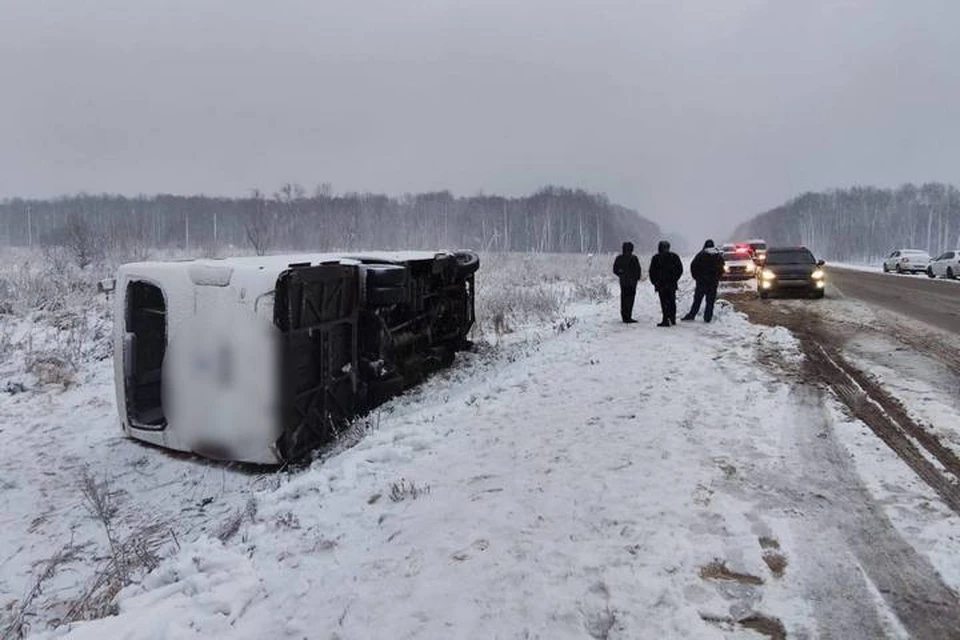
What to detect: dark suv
<box><xmin>758</xmin><ymin>247</ymin><xmax>826</xmax><ymax>299</ymax></box>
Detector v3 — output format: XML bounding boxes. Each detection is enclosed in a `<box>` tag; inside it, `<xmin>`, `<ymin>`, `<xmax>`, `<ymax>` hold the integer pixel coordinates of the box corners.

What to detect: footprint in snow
<box><xmin>450</xmin><ymin>538</ymin><xmax>490</xmax><ymax>562</ymax></box>
<box><xmin>579</xmin><ymin>581</ymin><xmax>618</xmax><ymax>640</ymax></box>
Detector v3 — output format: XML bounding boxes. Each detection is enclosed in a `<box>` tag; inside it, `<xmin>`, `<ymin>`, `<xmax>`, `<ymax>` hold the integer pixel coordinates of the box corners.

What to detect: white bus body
<box><xmin>114</xmin><ymin>251</ymin><xmax>478</xmax><ymax>464</ymax></box>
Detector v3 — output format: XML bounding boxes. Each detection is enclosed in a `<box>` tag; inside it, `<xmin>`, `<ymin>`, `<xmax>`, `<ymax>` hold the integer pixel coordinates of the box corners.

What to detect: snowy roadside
<box><xmin>0</xmin><ymin>252</ymin><xmax>279</xmax><ymax>637</ymax></box>
<box><xmin>0</xmin><ymin>251</ymin><xmax>614</xmax><ymax>637</ymax></box>
<box><xmin>33</xmin><ymin>286</ymin><xmax>841</xmax><ymax>639</ymax></box>
<box><xmin>7</xmin><ymin>253</ymin><xmax>960</xmax><ymax>639</ymax></box>
<box><xmin>0</xmin><ymin>331</ymin><xmax>274</xmax><ymax>632</ymax></box>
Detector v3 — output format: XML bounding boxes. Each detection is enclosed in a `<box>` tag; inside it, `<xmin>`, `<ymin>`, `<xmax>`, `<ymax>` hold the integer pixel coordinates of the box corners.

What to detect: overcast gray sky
<box><xmin>2</xmin><ymin>0</ymin><xmax>958</xmax><ymax>240</ymax></box>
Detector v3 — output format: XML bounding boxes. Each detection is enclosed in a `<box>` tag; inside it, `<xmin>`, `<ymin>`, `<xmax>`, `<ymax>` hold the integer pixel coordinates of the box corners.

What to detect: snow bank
<box><xmin>756</xmin><ymin>325</ymin><xmax>803</xmax><ymax>365</ymax></box>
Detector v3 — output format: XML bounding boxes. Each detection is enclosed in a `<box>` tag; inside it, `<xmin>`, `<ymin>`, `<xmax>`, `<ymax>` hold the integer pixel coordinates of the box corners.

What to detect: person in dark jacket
<box><xmin>682</xmin><ymin>239</ymin><xmax>725</xmax><ymax>323</ymax></box>
<box><xmin>612</xmin><ymin>241</ymin><xmax>642</xmax><ymax>323</ymax></box>
<box><xmin>648</xmin><ymin>240</ymin><xmax>683</xmax><ymax>326</ymax></box>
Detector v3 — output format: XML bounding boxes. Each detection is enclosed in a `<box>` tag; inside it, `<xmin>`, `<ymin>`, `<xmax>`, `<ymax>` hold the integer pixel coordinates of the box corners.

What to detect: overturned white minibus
<box><xmin>112</xmin><ymin>251</ymin><xmax>478</xmax><ymax>464</ymax></box>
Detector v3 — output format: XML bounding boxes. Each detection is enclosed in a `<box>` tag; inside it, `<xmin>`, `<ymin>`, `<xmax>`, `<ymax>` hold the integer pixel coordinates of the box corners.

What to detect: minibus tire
<box><xmin>454</xmin><ymin>252</ymin><xmax>480</xmax><ymax>277</ymax></box>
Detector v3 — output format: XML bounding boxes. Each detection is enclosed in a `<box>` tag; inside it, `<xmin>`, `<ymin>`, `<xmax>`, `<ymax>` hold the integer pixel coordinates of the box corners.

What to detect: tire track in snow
<box><xmin>732</xmin><ymin>297</ymin><xmax>960</xmax><ymax>512</ymax></box>
<box><xmin>779</xmin><ymin>389</ymin><xmax>951</xmax><ymax>639</ymax></box>
<box><xmin>815</xmin><ymin>344</ymin><xmax>960</xmax><ymax>496</ymax></box>
<box><xmin>730</xmin><ymin>296</ymin><xmax>960</xmax><ymax>639</ymax></box>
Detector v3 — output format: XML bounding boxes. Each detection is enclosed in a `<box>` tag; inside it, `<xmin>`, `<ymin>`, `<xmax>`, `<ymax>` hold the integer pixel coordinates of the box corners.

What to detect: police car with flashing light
<box><xmin>720</xmin><ymin>244</ymin><xmax>756</xmax><ymax>281</ymax></box>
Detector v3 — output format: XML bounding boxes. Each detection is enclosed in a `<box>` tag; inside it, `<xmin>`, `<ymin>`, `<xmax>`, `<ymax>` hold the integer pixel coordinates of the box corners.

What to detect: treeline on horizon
<box><xmin>732</xmin><ymin>183</ymin><xmax>960</xmax><ymax>260</ymax></box>
<box><xmin>0</xmin><ymin>185</ymin><xmax>661</xmax><ymax>260</ymax></box>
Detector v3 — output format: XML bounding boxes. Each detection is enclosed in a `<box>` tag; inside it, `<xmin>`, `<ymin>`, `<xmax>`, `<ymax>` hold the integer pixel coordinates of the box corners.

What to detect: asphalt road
<box><xmin>829</xmin><ymin>267</ymin><xmax>960</xmax><ymax>334</ymax></box>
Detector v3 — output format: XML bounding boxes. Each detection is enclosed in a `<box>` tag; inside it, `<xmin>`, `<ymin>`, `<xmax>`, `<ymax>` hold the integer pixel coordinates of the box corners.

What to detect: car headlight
<box><xmin>761</xmin><ymin>269</ymin><xmax>776</xmax><ymax>280</ymax></box>
<box><xmin>723</xmin><ymin>265</ymin><xmax>730</xmax><ymax>273</ymax></box>
<box><xmin>811</xmin><ymin>269</ymin><xmax>825</xmax><ymax>279</ymax></box>
<box><xmin>746</xmin><ymin>262</ymin><xmax>755</xmax><ymax>273</ymax></box>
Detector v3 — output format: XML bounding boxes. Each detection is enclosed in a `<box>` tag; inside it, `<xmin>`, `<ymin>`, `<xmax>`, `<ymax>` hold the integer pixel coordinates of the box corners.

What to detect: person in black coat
<box><xmin>612</xmin><ymin>241</ymin><xmax>642</xmax><ymax>323</ymax></box>
<box><xmin>648</xmin><ymin>240</ymin><xmax>683</xmax><ymax>326</ymax></box>
<box><xmin>682</xmin><ymin>239</ymin><xmax>725</xmax><ymax>323</ymax></box>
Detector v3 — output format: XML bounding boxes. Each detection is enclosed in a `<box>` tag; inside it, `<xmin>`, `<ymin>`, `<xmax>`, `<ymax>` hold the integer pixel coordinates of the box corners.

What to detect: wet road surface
<box><xmin>829</xmin><ymin>267</ymin><xmax>960</xmax><ymax>334</ymax></box>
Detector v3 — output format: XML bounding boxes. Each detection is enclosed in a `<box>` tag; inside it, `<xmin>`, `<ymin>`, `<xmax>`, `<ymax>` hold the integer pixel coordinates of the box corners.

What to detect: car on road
<box><xmin>110</xmin><ymin>250</ymin><xmax>479</xmax><ymax>464</ymax></box>
<box><xmin>927</xmin><ymin>250</ymin><xmax>960</xmax><ymax>279</ymax></box>
<box><xmin>745</xmin><ymin>238</ymin><xmax>768</xmax><ymax>264</ymax></box>
<box><xmin>721</xmin><ymin>245</ymin><xmax>756</xmax><ymax>280</ymax></box>
<box><xmin>883</xmin><ymin>249</ymin><xmax>931</xmax><ymax>274</ymax></box>
<box><xmin>757</xmin><ymin>246</ymin><xmax>826</xmax><ymax>299</ymax></box>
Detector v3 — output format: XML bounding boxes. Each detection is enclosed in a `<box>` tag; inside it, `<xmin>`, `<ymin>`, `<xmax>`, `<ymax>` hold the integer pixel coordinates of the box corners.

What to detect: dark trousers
<box><xmin>687</xmin><ymin>282</ymin><xmax>719</xmax><ymax>321</ymax></box>
<box><xmin>657</xmin><ymin>287</ymin><xmax>676</xmax><ymax>323</ymax></box>
<box><xmin>620</xmin><ymin>285</ymin><xmax>636</xmax><ymax>321</ymax></box>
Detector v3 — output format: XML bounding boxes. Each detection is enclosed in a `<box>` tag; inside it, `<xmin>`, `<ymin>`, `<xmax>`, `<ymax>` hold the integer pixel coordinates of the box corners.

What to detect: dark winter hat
<box><xmin>704</xmin><ymin>239</ymin><xmax>715</xmax><ymax>249</ymax></box>
<box><xmin>658</xmin><ymin>240</ymin><xmax>670</xmax><ymax>253</ymax></box>
<box><xmin>622</xmin><ymin>241</ymin><xmax>634</xmax><ymax>254</ymax></box>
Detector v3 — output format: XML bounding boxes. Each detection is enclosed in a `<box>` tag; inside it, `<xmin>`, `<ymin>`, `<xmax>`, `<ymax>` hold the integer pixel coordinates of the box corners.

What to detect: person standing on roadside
<box><xmin>682</xmin><ymin>239</ymin><xmax>725</xmax><ymax>323</ymax></box>
<box><xmin>612</xmin><ymin>241</ymin><xmax>642</xmax><ymax>323</ymax></box>
<box><xmin>648</xmin><ymin>240</ymin><xmax>683</xmax><ymax>327</ymax></box>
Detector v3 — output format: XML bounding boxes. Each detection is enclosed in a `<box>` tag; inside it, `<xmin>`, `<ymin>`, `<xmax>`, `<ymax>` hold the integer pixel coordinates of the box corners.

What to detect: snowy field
<box><xmin>0</xmin><ymin>250</ymin><xmax>615</xmax><ymax>637</ymax></box>
<box><xmin>2</xmin><ymin>250</ymin><xmax>959</xmax><ymax>639</ymax></box>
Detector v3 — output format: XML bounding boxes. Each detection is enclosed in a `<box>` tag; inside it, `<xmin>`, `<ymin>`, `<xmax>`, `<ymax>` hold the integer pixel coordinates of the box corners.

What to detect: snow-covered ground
<box><xmin>0</xmin><ymin>250</ymin><xmax>619</xmax><ymax>636</ymax></box>
<box><xmin>3</xmin><ymin>253</ymin><xmax>959</xmax><ymax>639</ymax></box>
<box><xmin>20</xmin><ymin>289</ymin><xmax>827</xmax><ymax>639</ymax></box>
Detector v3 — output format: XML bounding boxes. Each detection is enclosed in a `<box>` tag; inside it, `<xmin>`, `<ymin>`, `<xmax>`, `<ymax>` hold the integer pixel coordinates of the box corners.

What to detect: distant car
<box><xmin>721</xmin><ymin>247</ymin><xmax>756</xmax><ymax>280</ymax></box>
<box><xmin>745</xmin><ymin>239</ymin><xmax>768</xmax><ymax>264</ymax></box>
<box><xmin>927</xmin><ymin>250</ymin><xmax>960</xmax><ymax>279</ymax></box>
<box><xmin>883</xmin><ymin>249</ymin><xmax>931</xmax><ymax>274</ymax></box>
<box><xmin>758</xmin><ymin>246</ymin><xmax>826</xmax><ymax>299</ymax></box>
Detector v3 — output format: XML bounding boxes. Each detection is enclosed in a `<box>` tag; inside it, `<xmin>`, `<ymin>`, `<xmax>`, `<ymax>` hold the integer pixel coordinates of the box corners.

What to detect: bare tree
<box><xmin>314</xmin><ymin>182</ymin><xmax>333</xmax><ymax>199</ymax></box>
<box><xmin>1</xmin><ymin>184</ymin><xmax>669</xmax><ymax>255</ymax></box>
<box><xmin>733</xmin><ymin>183</ymin><xmax>960</xmax><ymax>261</ymax></box>
<box><xmin>244</xmin><ymin>189</ymin><xmax>273</xmax><ymax>256</ymax></box>
<box><xmin>63</xmin><ymin>212</ymin><xmax>101</xmax><ymax>268</ymax></box>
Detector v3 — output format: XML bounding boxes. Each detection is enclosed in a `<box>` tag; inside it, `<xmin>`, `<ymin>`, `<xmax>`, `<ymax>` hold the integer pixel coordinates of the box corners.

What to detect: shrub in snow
<box><xmin>555</xmin><ymin>316</ymin><xmax>577</xmax><ymax>334</ymax></box>
<box><xmin>216</xmin><ymin>497</ymin><xmax>259</xmax><ymax>543</ymax></box>
<box><xmin>55</xmin><ymin>470</ymin><xmax>171</xmax><ymax>625</ymax></box>
<box><xmin>389</xmin><ymin>478</ymin><xmax>430</xmax><ymax>502</ymax></box>
<box><xmin>573</xmin><ymin>278</ymin><xmax>612</xmax><ymax>303</ymax></box>
<box><xmin>481</xmin><ymin>286</ymin><xmax>563</xmax><ymax>335</ymax></box>
<box><xmin>472</xmin><ymin>252</ymin><xmax>616</xmax><ymax>339</ymax></box>
<box><xmin>4</xmin><ymin>381</ymin><xmax>26</xmax><ymax>394</ymax></box>
<box><xmin>35</xmin><ymin>538</ymin><xmax>263</xmax><ymax>639</ymax></box>
<box><xmin>1</xmin><ymin>545</ymin><xmax>83</xmax><ymax>640</ymax></box>
<box><xmin>25</xmin><ymin>352</ymin><xmax>76</xmax><ymax>388</ymax></box>
<box><xmin>0</xmin><ymin>249</ymin><xmax>114</xmax><ymax>383</ymax></box>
